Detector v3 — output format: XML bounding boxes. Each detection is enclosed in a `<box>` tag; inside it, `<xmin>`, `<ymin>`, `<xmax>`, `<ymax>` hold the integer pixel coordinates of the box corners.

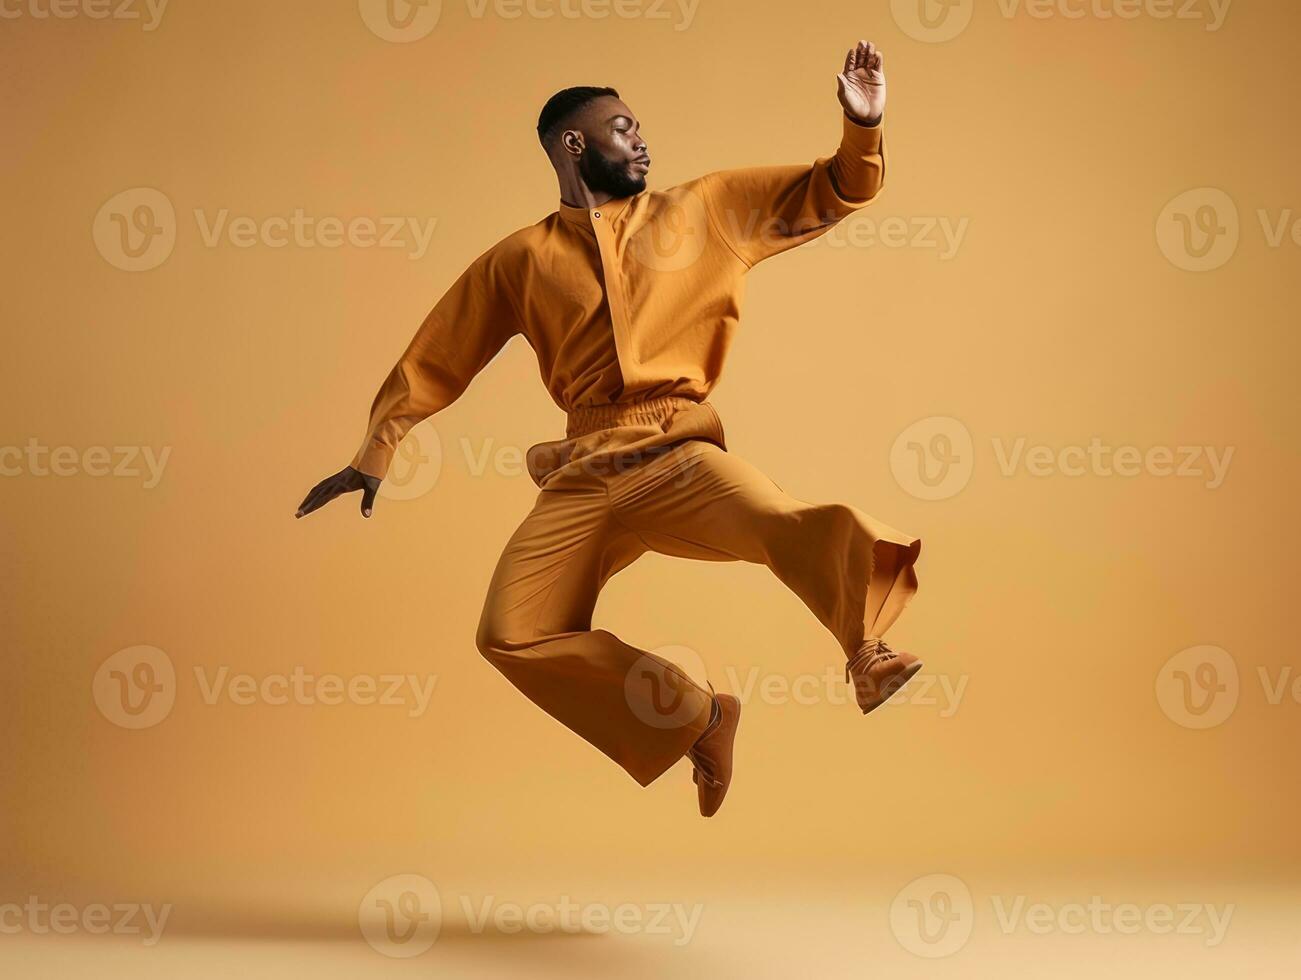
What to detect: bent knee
<box><xmin>475</xmin><ymin>623</ymin><xmax>508</xmax><ymax>662</ymax></box>
<box><xmin>475</xmin><ymin>605</ymin><xmax>539</xmax><ymax>663</ymax></box>
<box><xmin>475</xmin><ymin>607</ymin><xmax>511</xmax><ymax>660</ymax></box>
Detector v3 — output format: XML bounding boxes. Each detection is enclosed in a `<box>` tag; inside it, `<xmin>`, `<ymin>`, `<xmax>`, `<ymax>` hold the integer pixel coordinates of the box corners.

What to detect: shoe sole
<box><xmin>859</xmin><ymin>660</ymin><xmax>924</xmax><ymax>715</ymax></box>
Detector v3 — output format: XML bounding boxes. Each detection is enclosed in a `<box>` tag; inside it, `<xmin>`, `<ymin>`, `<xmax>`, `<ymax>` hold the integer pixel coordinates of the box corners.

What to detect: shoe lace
<box><xmin>844</xmin><ymin>638</ymin><xmax>896</xmax><ymax>683</ymax></box>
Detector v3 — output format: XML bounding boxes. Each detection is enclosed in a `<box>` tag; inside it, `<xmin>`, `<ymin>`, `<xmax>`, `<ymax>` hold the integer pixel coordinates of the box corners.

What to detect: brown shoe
<box><xmin>685</xmin><ymin>689</ymin><xmax>741</xmax><ymax>818</ymax></box>
<box><xmin>845</xmin><ymin>638</ymin><xmax>923</xmax><ymax>714</ymax></box>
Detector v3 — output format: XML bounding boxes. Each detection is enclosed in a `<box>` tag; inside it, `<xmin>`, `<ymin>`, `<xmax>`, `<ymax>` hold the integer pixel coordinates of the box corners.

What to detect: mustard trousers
<box><xmin>475</xmin><ymin>396</ymin><xmax>921</xmax><ymax>787</ymax></box>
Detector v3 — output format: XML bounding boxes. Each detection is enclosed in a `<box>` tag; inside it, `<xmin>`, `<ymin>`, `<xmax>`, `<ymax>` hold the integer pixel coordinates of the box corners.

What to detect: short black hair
<box><xmin>537</xmin><ymin>86</ymin><xmax>620</xmax><ymax>149</ymax></box>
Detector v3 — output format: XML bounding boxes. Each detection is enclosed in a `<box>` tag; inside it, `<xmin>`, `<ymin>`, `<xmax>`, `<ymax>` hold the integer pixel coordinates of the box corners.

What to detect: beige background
<box><xmin>1</xmin><ymin>0</ymin><xmax>1298</xmax><ymax>975</ymax></box>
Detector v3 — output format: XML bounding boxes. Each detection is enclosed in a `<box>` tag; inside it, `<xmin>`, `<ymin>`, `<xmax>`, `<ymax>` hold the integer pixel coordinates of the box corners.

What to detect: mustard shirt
<box><xmin>351</xmin><ymin>112</ymin><xmax>886</xmax><ymax>479</ymax></box>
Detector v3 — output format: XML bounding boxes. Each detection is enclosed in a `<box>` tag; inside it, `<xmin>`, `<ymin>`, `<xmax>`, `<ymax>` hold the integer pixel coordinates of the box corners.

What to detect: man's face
<box><xmin>570</xmin><ymin>97</ymin><xmax>650</xmax><ymax>198</ymax></box>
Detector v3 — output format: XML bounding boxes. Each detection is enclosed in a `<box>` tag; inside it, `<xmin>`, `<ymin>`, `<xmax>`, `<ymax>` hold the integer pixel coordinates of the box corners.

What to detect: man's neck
<box><xmin>557</xmin><ymin>184</ymin><xmax>622</xmax><ymax>210</ymax></box>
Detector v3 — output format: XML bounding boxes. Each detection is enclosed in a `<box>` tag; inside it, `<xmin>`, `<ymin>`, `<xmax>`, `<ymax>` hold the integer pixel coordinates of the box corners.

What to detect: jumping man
<box><xmin>296</xmin><ymin>40</ymin><xmax>923</xmax><ymax>817</ymax></box>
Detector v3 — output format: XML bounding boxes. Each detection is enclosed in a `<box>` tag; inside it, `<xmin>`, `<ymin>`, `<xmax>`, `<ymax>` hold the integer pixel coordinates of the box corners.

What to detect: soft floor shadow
<box><xmin>165</xmin><ymin>912</ymin><xmax>610</xmax><ymax>943</ymax></box>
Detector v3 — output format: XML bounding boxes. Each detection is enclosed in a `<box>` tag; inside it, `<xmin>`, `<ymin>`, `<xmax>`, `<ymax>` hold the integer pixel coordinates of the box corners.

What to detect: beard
<box><xmin>578</xmin><ymin>146</ymin><xmax>646</xmax><ymax>199</ymax></box>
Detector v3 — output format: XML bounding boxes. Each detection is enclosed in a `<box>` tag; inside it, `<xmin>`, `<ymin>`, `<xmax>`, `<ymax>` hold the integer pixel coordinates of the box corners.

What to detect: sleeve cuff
<box><xmin>351</xmin><ymin>442</ymin><xmax>392</xmax><ymax>481</ymax></box>
<box><xmin>841</xmin><ymin>112</ymin><xmax>883</xmax><ymax>153</ymax></box>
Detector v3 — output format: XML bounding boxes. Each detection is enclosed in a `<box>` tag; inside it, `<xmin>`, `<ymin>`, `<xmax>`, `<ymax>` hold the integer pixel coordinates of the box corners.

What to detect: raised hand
<box><xmin>295</xmin><ymin>465</ymin><xmax>381</xmax><ymax>519</ymax></box>
<box><xmin>836</xmin><ymin>40</ymin><xmax>886</xmax><ymax>126</ymax></box>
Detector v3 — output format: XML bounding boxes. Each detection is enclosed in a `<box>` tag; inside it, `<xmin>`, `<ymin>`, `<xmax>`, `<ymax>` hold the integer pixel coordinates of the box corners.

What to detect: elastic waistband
<box><xmin>566</xmin><ymin>395</ymin><xmax>702</xmax><ymax>438</ymax></box>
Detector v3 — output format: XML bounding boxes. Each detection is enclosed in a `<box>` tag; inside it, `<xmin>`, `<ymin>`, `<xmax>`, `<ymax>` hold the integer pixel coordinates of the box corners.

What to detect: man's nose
<box><xmin>634</xmin><ymin>136</ymin><xmax>647</xmax><ymax>153</ymax></box>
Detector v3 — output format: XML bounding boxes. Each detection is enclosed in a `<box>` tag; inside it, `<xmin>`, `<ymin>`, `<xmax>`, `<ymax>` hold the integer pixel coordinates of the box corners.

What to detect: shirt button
<box><xmin>593</xmin><ymin>211</ymin><xmax>601</xmax><ymax>219</ymax></box>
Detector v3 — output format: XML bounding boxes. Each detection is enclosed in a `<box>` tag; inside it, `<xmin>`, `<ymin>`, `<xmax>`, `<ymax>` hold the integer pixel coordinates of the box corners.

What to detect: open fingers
<box><xmin>296</xmin><ymin>477</ymin><xmax>345</xmax><ymax>518</ymax></box>
<box><xmin>845</xmin><ymin>40</ymin><xmax>878</xmax><ymax>75</ymax></box>
<box><xmin>295</xmin><ymin>477</ymin><xmax>330</xmax><ymax>516</ymax></box>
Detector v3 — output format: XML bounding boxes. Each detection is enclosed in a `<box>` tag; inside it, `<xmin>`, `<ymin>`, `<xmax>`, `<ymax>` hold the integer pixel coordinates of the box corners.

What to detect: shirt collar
<box><xmin>557</xmin><ymin>192</ymin><xmax>639</xmax><ymax>227</ymax></box>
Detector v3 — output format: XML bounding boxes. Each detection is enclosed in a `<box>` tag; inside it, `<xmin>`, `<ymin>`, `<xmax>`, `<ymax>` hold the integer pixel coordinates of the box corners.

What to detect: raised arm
<box><xmin>296</xmin><ymin>243</ymin><xmax>520</xmax><ymax>519</ymax></box>
<box><xmin>700</xmin><ymin>40</ymin><xmax>888</xmax><ymax>269</ymax></box>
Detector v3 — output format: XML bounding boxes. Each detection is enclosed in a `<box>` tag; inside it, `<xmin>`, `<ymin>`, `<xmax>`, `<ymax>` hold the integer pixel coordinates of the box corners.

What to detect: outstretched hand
<box><xmin>295</xmin><ymin>465</ymin><xmax>381</xmax><ymax>519</ymax></box>
<box><xmin>836</xmin><ymin>40</ymin><xmax>886</xmax><ymax>126</ymax></box>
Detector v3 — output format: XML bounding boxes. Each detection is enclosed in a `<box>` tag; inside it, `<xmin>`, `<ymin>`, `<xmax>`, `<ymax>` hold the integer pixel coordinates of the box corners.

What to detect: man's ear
<box><xmin>561</xmin><ymin>129</ymin><xmax>584</xmax><ymax>157</ymax></box>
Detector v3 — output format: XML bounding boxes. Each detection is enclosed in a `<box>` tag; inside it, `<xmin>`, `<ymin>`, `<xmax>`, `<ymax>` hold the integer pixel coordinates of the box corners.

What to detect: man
<box><xmin>296</xmin><ymin>40</ymin><xmax>923</xmax><ymax>818</ymax></box>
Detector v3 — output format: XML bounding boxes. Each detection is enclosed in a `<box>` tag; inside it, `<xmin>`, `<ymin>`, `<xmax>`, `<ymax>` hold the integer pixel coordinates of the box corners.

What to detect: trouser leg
<box><xmin>610</xmin><ymin>440</ymin><xmax>921</xmax><ymax>660</ymax></box>
<box><xmin>475</xmin><ymin>475</ymin><xmax>714</xmax><ymax>787</ymax></box>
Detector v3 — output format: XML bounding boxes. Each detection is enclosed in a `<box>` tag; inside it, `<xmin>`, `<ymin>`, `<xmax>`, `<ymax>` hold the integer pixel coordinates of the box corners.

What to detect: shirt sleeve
<box><xmin>350</xmin><ymin>243</ymin><xmax>521</xmax><ymax>480</ymax></box>
<box><xmin>699</xmin><ymin>113</ymin><xmax>886</xmax><ymax>269</ymax></box>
